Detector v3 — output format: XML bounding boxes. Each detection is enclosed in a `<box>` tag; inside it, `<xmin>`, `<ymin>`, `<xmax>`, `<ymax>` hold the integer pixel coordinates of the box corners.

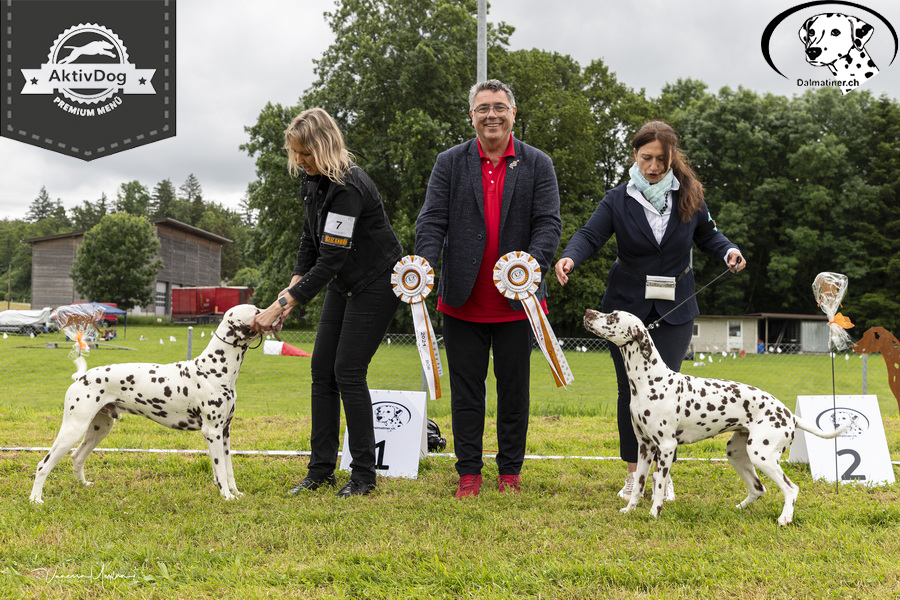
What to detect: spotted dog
<box><xmin>584</xmin><ymin>309</ymin><xmax>853</xmax><ymax>526</ymax></box>
<box><xmin>30</xmin><ymin>304</ymin><xmax>262</xmax><ymax>504</ymax></box>
<box><xmin>799</xmin><ymin>13</ymin><xmax>879</xmax><ymax>94</ymax></box>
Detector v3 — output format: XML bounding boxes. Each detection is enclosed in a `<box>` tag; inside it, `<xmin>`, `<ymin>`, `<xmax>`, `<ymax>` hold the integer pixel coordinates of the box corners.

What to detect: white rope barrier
<box><xmin>4</xmin><ymin>447</ymin><xmax>895</xmax><ymax>464</ymax></box>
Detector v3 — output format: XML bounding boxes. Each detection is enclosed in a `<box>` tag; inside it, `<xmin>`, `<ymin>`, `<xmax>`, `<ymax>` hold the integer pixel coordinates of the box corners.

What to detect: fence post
<box><xmin>862</xmin><ymin>353</ymin><xmax>868</xmax><ymax>394</ymax></box>
<box><xmin>187</xmin><ymin>326</ymin><xmax>193</xmax><ymax>361</ymax></box>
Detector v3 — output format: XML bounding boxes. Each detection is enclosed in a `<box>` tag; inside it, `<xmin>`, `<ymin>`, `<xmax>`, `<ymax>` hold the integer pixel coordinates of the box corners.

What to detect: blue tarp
<box><xmin>79</xmin><ymin>302</ymin><xmax>127</xmax><ymax>316</ymax></box>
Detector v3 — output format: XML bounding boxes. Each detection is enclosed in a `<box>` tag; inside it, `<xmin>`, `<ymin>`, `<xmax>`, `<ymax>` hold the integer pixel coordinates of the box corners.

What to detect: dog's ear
<box><xmin>631</xmin><ymin>327</ymin><xmax>654</xmax><ymax>361</ymax></box>
<box><xmin>798</xmin><ymin>16</ymin><xmax>816</xmax><ymax>43</ymax></box>
<box><xmin>851</xmin><ymin>16</ymin><xmax>874</xmax><ymax>49</ymax></box>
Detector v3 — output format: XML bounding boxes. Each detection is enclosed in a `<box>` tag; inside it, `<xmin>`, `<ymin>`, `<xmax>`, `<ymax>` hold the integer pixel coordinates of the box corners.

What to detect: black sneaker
<box><xmin>336</xmin><ymin>479</ymin><xmax>376</xmax><ymax>498</ymax></box>
<box><xmin>288</xmin><ymin>473</ymin><xmax>335</xmax><ymax>494</ymax></box>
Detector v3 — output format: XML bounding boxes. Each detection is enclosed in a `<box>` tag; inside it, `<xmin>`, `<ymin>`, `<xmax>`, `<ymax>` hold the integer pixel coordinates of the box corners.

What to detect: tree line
<box><xmin>242</xmin><ymin>0</ymin><xmax>900</xmax><ymax>335</ymax></box>
<box><xmin>0</xmin><ymin>175</ymin><xmax>262</xmax><ymax>306</ymax></box>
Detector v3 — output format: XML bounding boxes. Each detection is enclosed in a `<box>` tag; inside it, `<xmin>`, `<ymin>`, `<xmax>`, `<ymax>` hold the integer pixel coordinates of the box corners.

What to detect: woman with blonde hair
<box><xmin>554</xmin><ymin>120</ymin><xmax>746</xmax><ymax>500</ymax></box>
<box><xmin>253</xmin><ymin>107</ymin><xmax>402</xmax><ymax>497</ymax></box>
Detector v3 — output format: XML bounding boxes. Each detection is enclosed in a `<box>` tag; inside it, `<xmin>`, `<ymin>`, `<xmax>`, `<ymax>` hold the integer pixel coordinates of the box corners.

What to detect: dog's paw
<box><xmin>29</xmin><ymin>495</ymin><xmax>44</xmax><ymax>504</ymax></box>
<box><xmin>620</xmin><ymin>504</ymin><xmax>636</xmax><ymax>514</ymax></box>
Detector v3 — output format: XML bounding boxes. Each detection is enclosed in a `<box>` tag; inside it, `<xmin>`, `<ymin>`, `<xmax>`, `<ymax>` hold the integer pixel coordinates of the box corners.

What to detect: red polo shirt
<box><xmin>438</xmin><ymin>135</ymin><xmax>546</xmax><ymax>323</ymax></box>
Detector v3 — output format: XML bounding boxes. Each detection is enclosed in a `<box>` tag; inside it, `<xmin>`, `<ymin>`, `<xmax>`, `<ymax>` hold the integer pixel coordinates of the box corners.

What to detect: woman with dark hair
<box><xmin>554</xmin><ymin>120</ymin><xmax>746</xmax><ymax>499</ymax></box>
<box><xmin>252</xmin><ymin>107</ymin><xmax>402</xmax><ymax>498</ymax></box>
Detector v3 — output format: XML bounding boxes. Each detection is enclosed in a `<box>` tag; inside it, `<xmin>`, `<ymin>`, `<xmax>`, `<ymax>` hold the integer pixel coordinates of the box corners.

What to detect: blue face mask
<box><xmin>629</xmin><ymin>163</ymin><xmax>676</xmax><ymax>213</ymax></box>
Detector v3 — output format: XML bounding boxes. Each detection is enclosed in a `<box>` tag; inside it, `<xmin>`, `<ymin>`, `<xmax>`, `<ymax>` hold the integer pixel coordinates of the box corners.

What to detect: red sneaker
<box><xmin>454</xmin><ymin>474</ymin><xmax>482</xmax><ymax>498</ymax></box>
<box><xmin>498</xmin><ymin>474</ymin><xmax>521</xmax><ymax>493</ymax></box>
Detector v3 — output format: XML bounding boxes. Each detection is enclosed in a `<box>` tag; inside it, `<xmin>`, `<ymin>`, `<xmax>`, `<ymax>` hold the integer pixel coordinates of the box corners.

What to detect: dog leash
<box><xmin>647</xmin><ymin>256</ymin><xmax>742</xmax><ymax>330</ymax></box>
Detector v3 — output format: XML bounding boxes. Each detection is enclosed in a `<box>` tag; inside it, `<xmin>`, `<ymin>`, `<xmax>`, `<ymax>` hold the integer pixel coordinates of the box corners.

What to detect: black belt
<box><xmin>614</xmin><ymin>258</ymin><xmax>691</xmax><ymax>282</ymax></box>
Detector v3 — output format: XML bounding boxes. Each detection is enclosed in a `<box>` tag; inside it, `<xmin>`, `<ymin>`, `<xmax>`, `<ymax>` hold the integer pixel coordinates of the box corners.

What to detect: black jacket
<box><xmin>288</xmin><ymin>166</ymin><xmax>402</xmax><ymax>304</ymax></box>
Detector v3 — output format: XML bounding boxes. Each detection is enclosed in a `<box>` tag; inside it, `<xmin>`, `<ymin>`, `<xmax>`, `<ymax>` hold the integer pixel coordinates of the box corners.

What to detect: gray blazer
<box><xmin>415</xmin><ymin>136</ymin><xmax>562</xmax><ymax>310</ymax></box>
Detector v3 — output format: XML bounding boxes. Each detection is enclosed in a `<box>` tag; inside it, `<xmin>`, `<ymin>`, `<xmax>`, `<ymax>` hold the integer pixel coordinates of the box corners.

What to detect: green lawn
<box><xmin>1</xmin><ymin>325</ymin><xmax>899</xmax><ymax>599</ymax></box>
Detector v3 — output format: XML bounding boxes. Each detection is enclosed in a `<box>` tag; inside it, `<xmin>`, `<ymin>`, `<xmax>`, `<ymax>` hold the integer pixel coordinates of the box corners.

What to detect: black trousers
<box><xmin>307</xmin><ymin>271</ymin><xmax>399</xmax><ymax>484</ymax></box>
<box><xmin>443</xmin><ymin>314</ymin><xmax>533</xmax><ymax>476</ymax></box>
<box><xmin>610</xmin><ymin>313</ymin><xmax>693</xmax><ymax>463</ymax></box>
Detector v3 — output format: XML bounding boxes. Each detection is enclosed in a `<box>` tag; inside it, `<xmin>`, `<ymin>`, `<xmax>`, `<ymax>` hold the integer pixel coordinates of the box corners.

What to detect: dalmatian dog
<box><xmin>59</xmin><ymin>41</ymin><xmax>117</xmax><ymax>64</ymax></box>
<box><xmin>799</xmin><ymin>13</ymin><xmax>879</xmax><ymax>94</ymax></box>
<box><xmin>584</xmin><ymin>309</ymin><xmax>854</xmax><ymax>526</ymax></box>
<box><xmin>30</xmin><ymin>304</ymin><xmax>261</xmax><ymax>504</ymax></box>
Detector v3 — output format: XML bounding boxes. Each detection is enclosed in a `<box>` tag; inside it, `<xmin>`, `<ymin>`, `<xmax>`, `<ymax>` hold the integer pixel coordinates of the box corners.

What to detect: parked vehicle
<box><xmin>172</xmin><ymin>287</ymin><xmax>254</xmax><ymax>323</ymax></box>
<box><xmin>0</xmin><ymin>308</ymin><xmax>56</xmax><ymax>336</ymax></box>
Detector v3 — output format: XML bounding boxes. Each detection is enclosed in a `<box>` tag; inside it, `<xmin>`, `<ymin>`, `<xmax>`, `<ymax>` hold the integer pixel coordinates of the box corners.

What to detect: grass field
<box><xmin>1</xmin><ymin>324</ymin><xmax>899</xmax><ymax>599</ymax></box>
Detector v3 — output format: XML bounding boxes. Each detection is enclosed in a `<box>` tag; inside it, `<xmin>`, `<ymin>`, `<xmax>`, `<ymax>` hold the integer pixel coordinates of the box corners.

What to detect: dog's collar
<box><xmin>214</xmin><ymin>331</ymin><xmax>263</xmax><ymax>350</ymax></box>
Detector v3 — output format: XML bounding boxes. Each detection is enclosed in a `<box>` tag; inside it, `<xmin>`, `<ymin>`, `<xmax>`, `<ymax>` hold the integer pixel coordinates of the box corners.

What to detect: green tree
<box><xmin>150</xmin><ymin>179</ymin><xmax>178</xmax><ymax>220</ymax></box>
<box><xmin>196</xmin><ymin>202</ymin><xmax>250</xmax><ymax>282</ymax></box>
<box><xmin>115</xmin><ymin>181</ymin><xmax>152</xmax><ymax>216</ymax></box>
<box><xmin>70</xmin><ymin>213</ymin><xmax>163</xmax><ymax>310</ymax></box>
<box><xmin>25</xmin><ymin>186</ymin><xmax>57</xmax><ymax>222</ymax></box>
<box><xmin>179</xmin><ymin>174</ymin><xmax>205</xmax><ymax>225</ymax></box>
<box><xmin>70</xmin><ymin>193</ymin><xmax>110</xmax><ymax>231</ymax></box>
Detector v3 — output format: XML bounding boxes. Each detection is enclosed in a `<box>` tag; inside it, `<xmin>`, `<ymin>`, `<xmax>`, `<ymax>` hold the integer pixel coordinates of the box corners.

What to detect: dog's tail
<box><xmin>795</xmin><ymin>415</ymin><xmax>856</xmax><ymax>439</ymax></box>
<box><xmin>71</xmin><ymin>356</ymin><xmax>87</xmax><ymax>380</ymax></box>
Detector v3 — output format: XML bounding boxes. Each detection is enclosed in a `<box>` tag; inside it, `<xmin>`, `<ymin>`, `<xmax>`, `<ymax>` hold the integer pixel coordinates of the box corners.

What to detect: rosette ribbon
<box><xmin>391</xmin><ymin>256</ymin><xmax>443</xmax><ymax>400</ymax></box>
<box><xmin>493</xmin><ymin>251</ymin><xmax>574</xmax><ymax>388</ymax></box>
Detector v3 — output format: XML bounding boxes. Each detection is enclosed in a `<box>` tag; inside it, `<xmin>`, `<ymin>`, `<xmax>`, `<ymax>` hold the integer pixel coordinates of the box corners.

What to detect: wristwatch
<box><xmin>277</xmin><ymin>295</ymin><xmax>289</xmax><ymax>309</ymax></box>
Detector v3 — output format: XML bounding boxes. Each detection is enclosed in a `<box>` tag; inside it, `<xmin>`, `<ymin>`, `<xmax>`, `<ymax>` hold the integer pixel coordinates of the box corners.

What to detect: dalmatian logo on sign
<box><xmin>761</xmin><ymin>1</ymin><xmax>898</xmax><ymax>95</ymax></box>
<box><xmin>1</xmin><ymin>1</ymin><xmax>175</xmax><ymax>160</ymax></box>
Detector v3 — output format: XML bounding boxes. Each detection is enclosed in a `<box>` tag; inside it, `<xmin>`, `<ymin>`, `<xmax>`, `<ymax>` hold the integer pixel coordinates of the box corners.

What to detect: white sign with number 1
<box><xmin>340</xmin><ymin>389</ymin><xmax>427</xmax><ymax>479</ymax></box>
<box><xmin>788</xmin><ymin>395</ymin><xmax>895</xmax><ymax>485</ymax></box>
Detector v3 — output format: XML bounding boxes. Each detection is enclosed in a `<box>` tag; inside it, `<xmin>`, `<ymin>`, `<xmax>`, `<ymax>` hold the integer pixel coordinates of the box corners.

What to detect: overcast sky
<box><xmin>2</xmin><ymin>0</ymin><xmax>898</xmax><ymax>220</ymax></box>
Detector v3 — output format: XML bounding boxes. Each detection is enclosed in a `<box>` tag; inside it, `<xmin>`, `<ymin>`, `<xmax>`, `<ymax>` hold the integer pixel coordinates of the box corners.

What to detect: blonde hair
<box><xmin>284</xmin><ymin>108</ymin><xmax>354</xmax><ymax>184</ymax></box>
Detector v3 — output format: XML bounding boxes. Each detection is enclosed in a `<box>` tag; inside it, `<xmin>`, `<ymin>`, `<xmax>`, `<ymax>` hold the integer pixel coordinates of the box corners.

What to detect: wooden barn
<box><xmin>24</xmin><ymin>218</ymin><xmax>231</xmax><ymax>316</ymax></box>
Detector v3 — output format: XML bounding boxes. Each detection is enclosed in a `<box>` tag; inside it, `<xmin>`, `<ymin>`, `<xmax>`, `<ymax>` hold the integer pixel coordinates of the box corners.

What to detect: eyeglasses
<box><xmin>472</xmin><ymin>104</ymin><xmax>512</xmax><ymax>116</ymax></box>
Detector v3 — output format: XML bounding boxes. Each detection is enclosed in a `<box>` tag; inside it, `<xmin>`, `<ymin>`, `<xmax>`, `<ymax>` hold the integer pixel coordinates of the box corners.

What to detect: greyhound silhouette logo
<box><xmin>2</xmin><ymin>0</ymin><xmax>175</xmax><ymax>161</ymax></box>
<box><xmin>21</xmin><ymin>24</ymin><xmax>156</xmax><ymax>112</ymax></box>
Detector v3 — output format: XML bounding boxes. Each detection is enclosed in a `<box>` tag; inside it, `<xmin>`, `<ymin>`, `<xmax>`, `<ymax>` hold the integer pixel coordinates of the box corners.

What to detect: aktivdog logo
<box><xmin>761</xmin><ymin>1</ymin><xmax>898</xmax><ymax>95</ymax></box>
<box><xmin>1</xmin><ymin>1</ymin><xmax>175</xmax><ymax>160</ymax></box>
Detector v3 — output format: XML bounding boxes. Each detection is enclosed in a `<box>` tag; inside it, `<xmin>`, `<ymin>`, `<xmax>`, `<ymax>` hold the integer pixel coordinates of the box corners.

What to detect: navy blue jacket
<box><xmin>561</xmin><ymin>182</ymin><xmax>738</xmax><ymax>325</ymax></box>
<box><xmin>415</xmin><ymin>137</ymin><xmax>562</xmax><ymax>309</ymax></box>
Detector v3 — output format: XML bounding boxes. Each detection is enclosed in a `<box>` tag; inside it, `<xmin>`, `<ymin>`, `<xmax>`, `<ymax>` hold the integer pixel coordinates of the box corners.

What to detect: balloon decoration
<box><xmin>812</xmin><ymin>272</ymin><xmax>853</xmax><ymax>351</ymax></box>
<box><xmin>493</xmin><ymin>251</ymin><xmax>574</xmax><ymax>388</ymax></box>
<box><xmin>391</xmin><ymin>255</ymin><xmax>443</xmax><ymax>400</ymax></box>
<box><xmin>52</xmin><ymin>304</ymin><xmax>105</xmax><ymax>377</ymax></box>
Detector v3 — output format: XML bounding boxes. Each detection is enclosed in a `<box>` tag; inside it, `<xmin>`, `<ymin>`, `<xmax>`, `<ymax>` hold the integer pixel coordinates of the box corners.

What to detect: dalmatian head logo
<box><xmin>760</xmin><ymin>1</ymin><xmax>898</xmax><ymax>96</ymax></box>
<box><xmin>815</xmin><ymin>407</ymin><xmax>869</xmax><ymax>439</ymax></box>
<box><xmin>373</xmin><ymin>402</ymin><xmax>411</xmax><ymax>431</ymax></box>
<box><xmin>799</xmin><ymin>13</ymin><xmax>879</xmax><ymax>94</ymax></box>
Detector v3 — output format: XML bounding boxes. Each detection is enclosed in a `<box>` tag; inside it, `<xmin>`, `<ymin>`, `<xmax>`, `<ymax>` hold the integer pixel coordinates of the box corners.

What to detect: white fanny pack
<box><xmin>614</xmin><ymin>258</ymin><xmax>688</xmax><ymax>302</ymax></box>
<box><xmin>645</xmin><ymin>275</ymin><xmax>676</xmax><ymax>301</ymax></box>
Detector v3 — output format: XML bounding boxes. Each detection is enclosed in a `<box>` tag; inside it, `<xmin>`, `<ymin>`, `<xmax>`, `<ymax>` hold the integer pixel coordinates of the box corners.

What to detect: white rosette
<box><xmin>391</xmin><ymin>255</ymin><xmax>443</xmax><ymax>400</ymax></box>
<box><xmin>493</xmin><ymin>251</ymin><xmax>574</xmax><ymax>388</ymax></box>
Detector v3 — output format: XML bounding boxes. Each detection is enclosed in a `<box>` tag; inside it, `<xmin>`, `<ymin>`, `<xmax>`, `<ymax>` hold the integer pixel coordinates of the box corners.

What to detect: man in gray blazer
<box><xmin>415</xmin><ymin>80</ymin><xmax>562</xmax><ymax>498</ymax></box>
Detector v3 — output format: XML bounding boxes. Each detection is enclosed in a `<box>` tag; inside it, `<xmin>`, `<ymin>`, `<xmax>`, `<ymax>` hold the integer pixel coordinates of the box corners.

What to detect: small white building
<box><xmin>691</xmin><ymin>313</ymin><xmax>830</xmax><ymax>355</ymax></box>
<box><xmin>691</xmin><ymin>315</ymin><xmax>761</xmax><ymax>355</ymax></box>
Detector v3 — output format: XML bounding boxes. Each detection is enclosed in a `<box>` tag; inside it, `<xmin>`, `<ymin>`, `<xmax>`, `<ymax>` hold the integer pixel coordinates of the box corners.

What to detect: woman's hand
<box><xmin>727</xmin><ymin>250</ymin><xmax>747</xmax><ymax>273</ymax></box>
<box><xmin>251</xmin><ymin>302</ymin><xmax>284</xmax><ymax>334</ymax></box>
<box><xmin>554</xmin><ymin>258</ymin><xmax>575</xmax><ymax>286</ymax></box>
